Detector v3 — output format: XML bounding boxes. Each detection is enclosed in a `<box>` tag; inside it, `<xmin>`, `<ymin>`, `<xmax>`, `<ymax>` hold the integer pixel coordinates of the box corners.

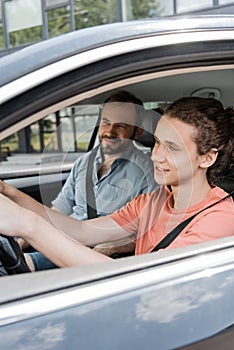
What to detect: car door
<box><xmin>0</xmin><ymin>238</ymin><xmax>234</xmax><ymax>350</ymax></box>
<box><xmin>0</xmin><ymin>17</ymin><xmax>234</xmax><ymax>349</ymax></box>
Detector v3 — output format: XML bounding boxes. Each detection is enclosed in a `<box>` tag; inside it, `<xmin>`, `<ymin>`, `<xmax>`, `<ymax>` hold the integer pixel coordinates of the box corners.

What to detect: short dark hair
<box><xmin>165</xmin><ymin>96</ymin><xmax>234</xmax><ymax>184</ymax></box>
<box><xmin>103</xmin><ymin>90</ymin><xmax>144</xmax><ymax>126</ymax></box>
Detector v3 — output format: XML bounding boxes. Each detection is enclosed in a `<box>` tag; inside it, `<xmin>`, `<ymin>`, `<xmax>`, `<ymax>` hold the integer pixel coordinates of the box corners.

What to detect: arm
<box><xmin>51</xmin><ymin>163</ymin><xmax>77</xmax><ymax>215</ymax></box>
<box><xmin>25</xmin><ymin>217</ymin><xmax>114</xmax><ymax>267</ymax></box>
<box><xmin>0</xmin><ymin>191</ymin><xmax>131</xmax><ymax>248</ymax></box>
<box><xmin>51</xmin><ymin>205</ymin><xmax>61</xmax><ymax>212</ymax></box>
<box><xmin>0</xmin><ymin>181</ymin><xmax>63</xmax><ymax>248</ymax></box>
<box><xmin>0</xmin><ymin>180</ymin><xmax>83</xmax><ymax>241</ymax></box>
<box><xmin>0</xmin><ymin>194</ymin><xmax>111</xmax><ymax>267</ymax></box>
<box><xmin>93</xmin><ymin>237</ymin><xmax>135</xmax><ymax>257</ymax></box>
<box><xmin>0</xmin><ymin>180</ymin><xmax>47</xmax><ymax>219</ymax></box>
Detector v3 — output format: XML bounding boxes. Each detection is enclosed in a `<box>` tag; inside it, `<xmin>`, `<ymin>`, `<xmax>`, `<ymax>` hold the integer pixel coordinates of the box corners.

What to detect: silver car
<box><xmin>0</xmin><ymin>16</ymin><xmax>233</xmax><ymax>349</ymax></box>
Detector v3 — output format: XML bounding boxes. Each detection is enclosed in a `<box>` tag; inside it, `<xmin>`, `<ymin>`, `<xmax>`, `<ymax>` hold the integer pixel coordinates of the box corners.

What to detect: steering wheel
<box><xmin>0</xmin><ymin>234</ymin><xmax>31</xmax><ymax>276</ymax></box>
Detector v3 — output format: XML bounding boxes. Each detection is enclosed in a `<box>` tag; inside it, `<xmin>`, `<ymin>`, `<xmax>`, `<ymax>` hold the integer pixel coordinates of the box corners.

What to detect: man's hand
<box><xmin>93</xmin><ymin>238</ymin><xmax>135</xmax><ymax>257</ymax></box>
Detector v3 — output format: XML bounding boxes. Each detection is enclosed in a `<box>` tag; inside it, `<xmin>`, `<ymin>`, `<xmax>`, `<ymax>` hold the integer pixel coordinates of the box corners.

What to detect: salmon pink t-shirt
<box><xmin>110</xmin><ymin>186</ymin><xmax>234</xmax><ymax>254</ymax></box>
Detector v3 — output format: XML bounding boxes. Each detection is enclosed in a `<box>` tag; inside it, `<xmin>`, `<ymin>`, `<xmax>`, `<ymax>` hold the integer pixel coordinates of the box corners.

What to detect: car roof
<box><xmin>1</xmin><ymin>15</ymin><xmax>234</xmax><ymax>87</ymax></box>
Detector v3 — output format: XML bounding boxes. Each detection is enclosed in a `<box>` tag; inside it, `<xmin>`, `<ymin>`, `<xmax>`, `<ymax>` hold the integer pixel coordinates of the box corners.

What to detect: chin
<box><xmin>154</xmin><ymin>175</ymin><xmax>167</xmax><ymax>186</ymax></box>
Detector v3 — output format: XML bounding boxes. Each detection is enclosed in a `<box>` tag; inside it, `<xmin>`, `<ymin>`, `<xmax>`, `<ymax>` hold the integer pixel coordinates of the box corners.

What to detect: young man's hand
<box><xmin>93</xmin><ymin>238</ymin><xmax>135</xmax><ymax>257</ymax></box>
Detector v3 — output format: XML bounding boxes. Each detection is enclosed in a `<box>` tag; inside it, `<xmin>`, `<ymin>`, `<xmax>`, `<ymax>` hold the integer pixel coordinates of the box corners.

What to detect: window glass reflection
<box><xmin>47</xmin><ymin>6</ymin><xmax>71</xmax><ymax>38</ymax></box>
<box><xmin>5</xmin><ymin>0</ymin><xmax>42</xmax><ymax>33</ymax></box>
<box><xmin>74</xmin><ymin>0</ymin><xmax>117</xmax><ymax>29</ymax></box>
<box><xmin>177</xmin><ymin>0</ymin><xmax>213</xmax><ymax>13</ymax></box>
<box><xmin>46</xmin><ymin>0</ymin><xmax>69</xmax><ymax>8</ymax></box>
<box><xmin>5</xmin><ymin>0</ymin><xmax>42</xmax><ymax>47</ymax></box>
<box><xmin>123</xmin><ymin>0</ymin><xmax>174</xmax><ymax>20</ymax></box>
<box><xmin>154</xmin><ymin>0</ymin><xmax>174</xmax><ymax>16</ymax></box>
<box><xmin>0</xmin><ymin>105</ymin><xmax>100</xmax><ymax>156</ymax></box>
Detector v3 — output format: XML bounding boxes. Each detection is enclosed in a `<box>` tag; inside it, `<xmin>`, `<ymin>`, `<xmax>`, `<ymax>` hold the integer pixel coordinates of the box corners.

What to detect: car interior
<box><xmin>1</xmin><ymin>16</ymin><xmax>234</xmax><ymax>349</ymax></box>
<box><xmin>0</xmin><ymin>61</ymin><xmax>234</xmax><ymax>277</ymax></box>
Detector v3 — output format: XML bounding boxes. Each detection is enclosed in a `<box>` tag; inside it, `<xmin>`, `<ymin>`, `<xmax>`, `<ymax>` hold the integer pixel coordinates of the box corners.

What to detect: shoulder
<box><xmin>188</xmin><ymin>187</ymin><xmax>234</xmax><ymax>230</ymax></box>
<box><xmin>128</xmin><ymin>146</ymin><xmax>153</xmax><ymax>167</ymax></box>
<box><xmin>130</xmin><ymin>186</ymin><xmax>166</xmax><ymax>206</ymax></box>
<box><xmin>72</xmin><ymin>149</ymin><xmax>94</xmax><ymax>169</ymax></box>
<box><xmin>190</xmin><ymin>187</ymin><xmax>234</xmax><ymax>220</ymax></box>
<box><xmin>209</xmin><ymin>186</ymin><xmax>233</xmax><ymax>210</ymax></box>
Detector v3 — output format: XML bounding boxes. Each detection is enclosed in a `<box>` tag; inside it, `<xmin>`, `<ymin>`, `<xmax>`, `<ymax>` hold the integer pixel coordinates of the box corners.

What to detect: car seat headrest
<box><xmin>136</xmin><ymin>109</ymin><xmax>161</xmax><ymax>148</ymax></box>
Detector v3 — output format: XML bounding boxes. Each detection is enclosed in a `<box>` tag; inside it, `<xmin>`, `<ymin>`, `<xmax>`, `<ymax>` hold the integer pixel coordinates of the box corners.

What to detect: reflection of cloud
<box><xmin>220</xmin><ymin>274</ymin><xmax>234</xmax><ymax>289</ymax></box>
<box><xmin>67</xmin><ymin>299</ymin><xmax>105</xmax><ymax>317</ymax></box>
<box><xmin>136</xmin><ymin>285</ymin><xmax>200</xmax><ymax>323</ymax></box>
<box><xmin>199</xmin><ymin>291</ymin><xmax>222</xmax><ymax>303</ymax></box>
<box><xmin>1</xmin><ymin>322</ymin><xmax>66</xmax><ymax>350</ymax></box>
<box><xmin>136</xmin><ymin>274</ymin><xmax>234</xmax><ymax>324</ymax></box>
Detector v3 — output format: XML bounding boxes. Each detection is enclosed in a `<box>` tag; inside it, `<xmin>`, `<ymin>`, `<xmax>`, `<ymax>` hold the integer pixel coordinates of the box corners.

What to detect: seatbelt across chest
<box><xmin>151</xmin><ymin>190</ymin><xmax>233</xmax><ymax>252</ymax></box>
<box><xmin>86</xmin><ymin>146</ymin><xmax>99</xmax><ymax>219</ymax></box>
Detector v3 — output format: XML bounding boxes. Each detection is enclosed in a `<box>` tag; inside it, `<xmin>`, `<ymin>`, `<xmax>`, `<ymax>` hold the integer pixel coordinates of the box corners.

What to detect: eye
<box><xmin>167</xmin><ymin>143</ymin><xmax>178</xmax><ymax>152</ymax></box>
<box><xmin>101</xmin><ymin>120</ymin><xmax>110</xmax><ymax>126</ymax></box>
<box><xmin>117</xmin><ymin>123</ymin><xmax>128</xmax><ymax>129</ymax></box>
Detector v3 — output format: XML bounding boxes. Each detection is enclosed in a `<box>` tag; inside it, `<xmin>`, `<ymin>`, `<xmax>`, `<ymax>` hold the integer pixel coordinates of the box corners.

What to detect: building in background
<box><xmin>1</xmin><ymin>0</ymin><xmax>234</xmax><ymax>55</ymax></box>
<box><xmin>1</xmin><ymin>0</ymin><xmax>234</xmax><ymax>156</ymax></box>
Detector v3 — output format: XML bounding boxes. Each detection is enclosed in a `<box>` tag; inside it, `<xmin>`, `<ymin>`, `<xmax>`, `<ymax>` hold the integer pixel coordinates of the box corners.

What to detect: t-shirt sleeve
<box><xmin>110</xmin><ymin>195</ymin><xmax>143</xmax><ymax>236</ymax></box>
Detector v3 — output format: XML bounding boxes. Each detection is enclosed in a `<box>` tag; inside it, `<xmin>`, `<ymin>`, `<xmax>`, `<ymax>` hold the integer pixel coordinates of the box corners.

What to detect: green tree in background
<box><xmin>74</xmin><ymin>0</ymin><xmax>161</xmax><ymax>29</ymax></box>
<box><xmin>74</xmin><ymin>0</ymin><xmax>117</xmax><ymax>29</ymax></box>
<box><xmin>6</xmin><ymin>0</ymin><xmax>161</xmax><ymax>47</ymax></box>
<box><xmin>9</xmin><ymin>26</ymin><xmax>42</xmax><ymax>47</ymax></box>
<box><xmin>0</xmin><ymin>26</ymin><xmax>4</xmax><ymax>48</ymax></box>
<box><xmin>47</xmin><ymin>6</ymin><xmax>71</xmax><ymax>38</ymax></box>
<box><xmin>131</xmin><ymin>0</ymin><xmax>162</xmax><ymax>19</ymax></box>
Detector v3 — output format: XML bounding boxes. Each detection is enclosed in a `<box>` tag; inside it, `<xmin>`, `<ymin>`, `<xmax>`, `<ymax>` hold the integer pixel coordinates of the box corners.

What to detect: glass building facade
<box><xmin>1</xmin><ymin>0</ymin><xmax>234</xmax><ymax>53</ymax></box>
<box><xmin>1</xmin><ymin>0</ymin><xmax>234</xmax><ymax>156</ymax></box>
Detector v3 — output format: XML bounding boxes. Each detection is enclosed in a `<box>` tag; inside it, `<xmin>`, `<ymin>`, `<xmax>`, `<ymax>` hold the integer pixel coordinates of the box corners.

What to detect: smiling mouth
<box><xmin>155</xmin><ymin>166</ymin><xmax>169</xmax><ymax>173</ymax></box>
<box><xmin>102</xmin><ymin>138</ymin><xmax>120</xmax><ymax>144</ymax></box>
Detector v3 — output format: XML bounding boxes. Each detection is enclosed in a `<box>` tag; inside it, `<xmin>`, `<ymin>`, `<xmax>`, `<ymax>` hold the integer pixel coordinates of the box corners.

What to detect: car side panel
<box><xmin>0</xmin><ymin>266</ymin><xmax>233</xmax><ymax>349</ymax></box>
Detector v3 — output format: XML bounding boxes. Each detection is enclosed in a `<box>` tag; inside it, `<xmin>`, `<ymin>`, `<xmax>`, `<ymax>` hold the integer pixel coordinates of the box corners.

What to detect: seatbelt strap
<box><xmin>151</xmin><ymin>190</ymin><xmax>233</xmax><ymax>253</ymax></box>
<box><xmin>86</xmin><ymin>146</ymin><xmax>100</xmax><ymax>219</ymax></box>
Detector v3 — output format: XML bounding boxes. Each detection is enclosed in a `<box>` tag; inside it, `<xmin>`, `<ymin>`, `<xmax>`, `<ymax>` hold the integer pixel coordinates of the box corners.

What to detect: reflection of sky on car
<box><xmin>134</xmin><ymin>272</ymin><xmax>234</xmax><ymax>348</ymax></box>
<box><xmin>1</xmin><ymin>271</ymin><xmax>233</xmax><ymax>349</ymax></box>
<box><xmin>0</xmin><ymin>321</ymin><xmax>66</xmax><ymax>350</ymax></box>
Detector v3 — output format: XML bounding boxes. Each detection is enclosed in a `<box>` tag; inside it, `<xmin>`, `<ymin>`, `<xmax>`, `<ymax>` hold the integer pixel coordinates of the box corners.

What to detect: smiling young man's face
<box><xmin>151</xmin><ymin>115</ymin><xmax>203</xmax><ymax>188</ymax></box>
<box><xmin>99</xmin><ymin>102</ymin><xmax>142</xmax><ymax>155</ymax></box>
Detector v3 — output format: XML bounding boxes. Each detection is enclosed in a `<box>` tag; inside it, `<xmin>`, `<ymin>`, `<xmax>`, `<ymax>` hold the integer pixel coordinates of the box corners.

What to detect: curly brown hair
<box><xmin>165</xmin><ymin>97</ymin><xmax>234</xmax><ymax>185</ymax></box>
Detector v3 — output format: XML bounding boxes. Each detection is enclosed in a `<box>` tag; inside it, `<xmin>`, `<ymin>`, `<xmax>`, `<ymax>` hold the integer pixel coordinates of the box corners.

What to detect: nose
<box><xmin>151</xmin><ymin>143</ymin><xmax>166</xmax><ymax>162</ymax></box>
<box><xmin>104</xmin><ymin>123</ymin><xmax>119</xmax><ymax>137</ymax></box>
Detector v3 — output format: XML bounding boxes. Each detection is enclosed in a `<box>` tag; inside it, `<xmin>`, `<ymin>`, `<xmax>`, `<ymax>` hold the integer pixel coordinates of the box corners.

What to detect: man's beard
<box><xmin>100</xmin><ymin>137</ymin><xmax>132</xmax><ymax>155</ymax></box>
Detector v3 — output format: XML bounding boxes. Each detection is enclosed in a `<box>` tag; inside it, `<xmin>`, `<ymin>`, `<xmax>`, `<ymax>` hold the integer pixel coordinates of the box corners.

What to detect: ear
<box><xmin>133</xmin><ymin>127</ymin><xmax>144</xmax><ymax>140</ymax></box>
<box><xmin>199</xmin><ymin>148</ymin><xmax>218</xmax><ymax>169</ymax></box>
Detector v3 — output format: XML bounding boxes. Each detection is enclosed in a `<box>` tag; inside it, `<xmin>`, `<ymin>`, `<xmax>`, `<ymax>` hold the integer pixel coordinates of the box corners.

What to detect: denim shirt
<box><xmin>52</xmin><ymin>144</ymin><xmax>157</xmax><ymax>220</ymax></box>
